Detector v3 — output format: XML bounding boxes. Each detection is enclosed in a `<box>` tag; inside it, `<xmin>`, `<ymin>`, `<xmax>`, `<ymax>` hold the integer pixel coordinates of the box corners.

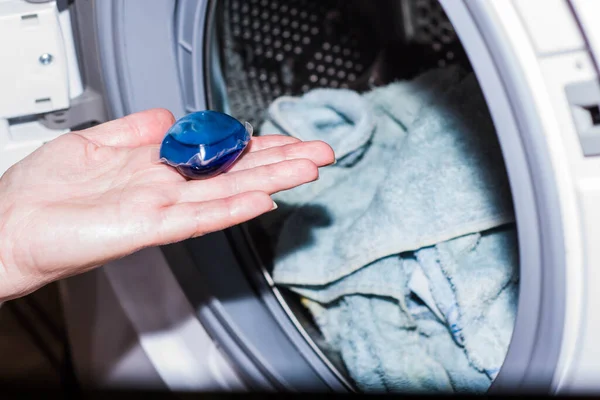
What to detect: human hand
<box><xmin>0</xmin><ymin>108</ymin><xmax>334</xmax><ymax>301</ymax></box>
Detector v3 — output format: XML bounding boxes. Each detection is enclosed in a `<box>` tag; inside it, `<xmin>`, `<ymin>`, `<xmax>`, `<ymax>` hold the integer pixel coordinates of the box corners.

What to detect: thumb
<box><xmin>76</xmin><ymin>109</ymin><xmax>175</xmax><ymax>148</ymax></box>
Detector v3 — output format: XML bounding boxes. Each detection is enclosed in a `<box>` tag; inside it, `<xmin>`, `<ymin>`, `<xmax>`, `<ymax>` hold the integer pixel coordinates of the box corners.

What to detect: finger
<box><xmin>245</xmin><ymin>135</ymin><xmax>301</xmax><ymax>153</ymax></box>
<box><xmin>178</xmin><ymin>159</ymin><xmax>319</xmax><ymax>203</ymax></box>
<box><xmin>75</xmin><ymin>108</ymin><xmax>176</xmax><ymax>147</ymax></box>
<box><xmin>152</xmin><ymin>191</ymin><xmax>275</xmax><ymax>245</ymax></box>
<box><xmin>230</xmin><ymin>140</ymin><xmax>335</xmax><ymax>172</ymax></box>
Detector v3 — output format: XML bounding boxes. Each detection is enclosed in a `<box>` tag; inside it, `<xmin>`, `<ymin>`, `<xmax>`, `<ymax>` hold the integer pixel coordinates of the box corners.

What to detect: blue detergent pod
<box><xmin>159</xmin><ymin>110</ymin><xmax>253</xmax><ymax>179</ymax></box>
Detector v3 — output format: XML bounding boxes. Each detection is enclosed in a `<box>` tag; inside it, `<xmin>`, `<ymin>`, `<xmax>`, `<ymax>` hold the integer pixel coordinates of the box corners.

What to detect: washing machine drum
<box><xmin>76</xmin><ymin>0</ymin><xmax>600</xmax><ymax>394</ymax></box>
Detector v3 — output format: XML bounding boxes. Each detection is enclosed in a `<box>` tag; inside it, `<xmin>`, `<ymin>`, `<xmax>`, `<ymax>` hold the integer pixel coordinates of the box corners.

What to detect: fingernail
<box><xmin>271</xmin><ymin>200</ymin><xmax>278</xmax><ymax>210</ymax></box>
<box><xmin>332</xmin><ymin>158</ymin><xmax>337</xmax><ymax>165</ymax></box>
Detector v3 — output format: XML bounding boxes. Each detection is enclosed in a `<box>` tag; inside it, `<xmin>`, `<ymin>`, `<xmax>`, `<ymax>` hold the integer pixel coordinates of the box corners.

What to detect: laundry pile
<box><xmin>258</xmin><ymin>66</ymin><xmax>519</xmax><ymax>393</ymax></box>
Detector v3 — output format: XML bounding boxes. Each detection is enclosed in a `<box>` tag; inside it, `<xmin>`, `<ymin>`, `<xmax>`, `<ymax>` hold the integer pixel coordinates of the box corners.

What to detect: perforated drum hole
<box><xmin>219</xmin><ymin>0</ymin><xmax>458</xmax><ymax>129</ymax></box>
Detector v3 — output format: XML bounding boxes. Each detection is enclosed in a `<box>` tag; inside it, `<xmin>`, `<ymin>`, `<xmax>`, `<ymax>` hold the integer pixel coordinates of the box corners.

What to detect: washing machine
<box><xmin>2</xmin><ymin>0</ymin><xmax>600</xmax><ymax>394</ymax></box>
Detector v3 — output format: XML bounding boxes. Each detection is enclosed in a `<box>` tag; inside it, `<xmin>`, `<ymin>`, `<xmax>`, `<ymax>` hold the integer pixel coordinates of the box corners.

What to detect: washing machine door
<box><xmin>57</xmin><ymin>0</ymin><xmax>600</xmax><ymax>394</ymax></box>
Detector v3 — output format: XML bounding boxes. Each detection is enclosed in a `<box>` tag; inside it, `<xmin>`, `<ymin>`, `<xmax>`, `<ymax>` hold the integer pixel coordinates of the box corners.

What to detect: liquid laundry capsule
<box><xmin>159</xmin><ymin>110</ymin><xmax>253</xmax><ymax>179</ymax></box>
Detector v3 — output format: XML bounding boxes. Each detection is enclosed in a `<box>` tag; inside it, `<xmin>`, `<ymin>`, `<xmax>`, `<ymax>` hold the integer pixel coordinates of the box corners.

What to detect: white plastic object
<box><xmin>512</xmin><ymin>0</ymin><xmax>585</xmax><ymax>56</ymax></box>
<box><xmin>0</xmin><ymin>1</ymin><xmax>77</xmax><ymax>178</ymax></box>
<box><xmin>0</xmin><ymin>119</ymin><xmax>69</xmax><ymax>177</ymax></box>
<box><xmin>0</xmin><ymin>0</ymin><xmax>70</xmax><ymax>119</ymax></box>
<box><xmin>59</xmin><ymin>7</ymin><xmax>84</xmax><ymax>100</ymax></box>
<box><xmin>570</xmin><ymin>0</ymin><xmax>600</xmax><ymax>68</ymax></box>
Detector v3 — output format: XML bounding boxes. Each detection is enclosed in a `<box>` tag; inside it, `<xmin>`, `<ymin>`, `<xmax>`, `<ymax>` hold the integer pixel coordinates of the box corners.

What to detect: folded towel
<box><xmin>271</xmin><ymin>69</ymin><xmax>513</xmax><ymax>286</ymax></box>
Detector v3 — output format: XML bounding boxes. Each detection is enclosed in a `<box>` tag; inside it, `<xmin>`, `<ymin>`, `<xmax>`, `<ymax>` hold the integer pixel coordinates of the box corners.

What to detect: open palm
<box><xmin>0</xmin><ymin>109</ymin><xmax>334</xmax><ymax>300</ymax></box>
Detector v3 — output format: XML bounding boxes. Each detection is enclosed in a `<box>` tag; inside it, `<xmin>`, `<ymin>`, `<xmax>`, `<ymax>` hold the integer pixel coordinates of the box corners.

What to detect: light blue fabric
<box><xmin>303</xmin><ymin>294</ymin><xmax>491</xmax><ymax>393</ymax></box>
<box><xmin>288</xmin><ymin>229</ymin><xmax>517</xmax><ymax>390</ymax></box>
<box><xmin>265</xmin><ymin>90</ymin><xmax>375</xmax><ymax>167</ymax></box>
<box><xmin>416</xmin><ymin>226</ymin><xmax>519</xmax><ymax>379</ymax></box>
<box><xmin>258</xmin><ymin>66</ymin><xmax>466</xmax><ymax>241</ymax></box>
<box><xmin>269</xmin><ymin>70</ymin><xmax>514</xmax><ymax>286</ymax></box>
<box><xmin>258</xmin><ymin>66</ymin><xmax>518</xmax><ymax>393</ymax></box>
<box><xmin>291</xmin><ymin>255</ymin><xmax>410</xmax><ymax>305</ymax></box>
